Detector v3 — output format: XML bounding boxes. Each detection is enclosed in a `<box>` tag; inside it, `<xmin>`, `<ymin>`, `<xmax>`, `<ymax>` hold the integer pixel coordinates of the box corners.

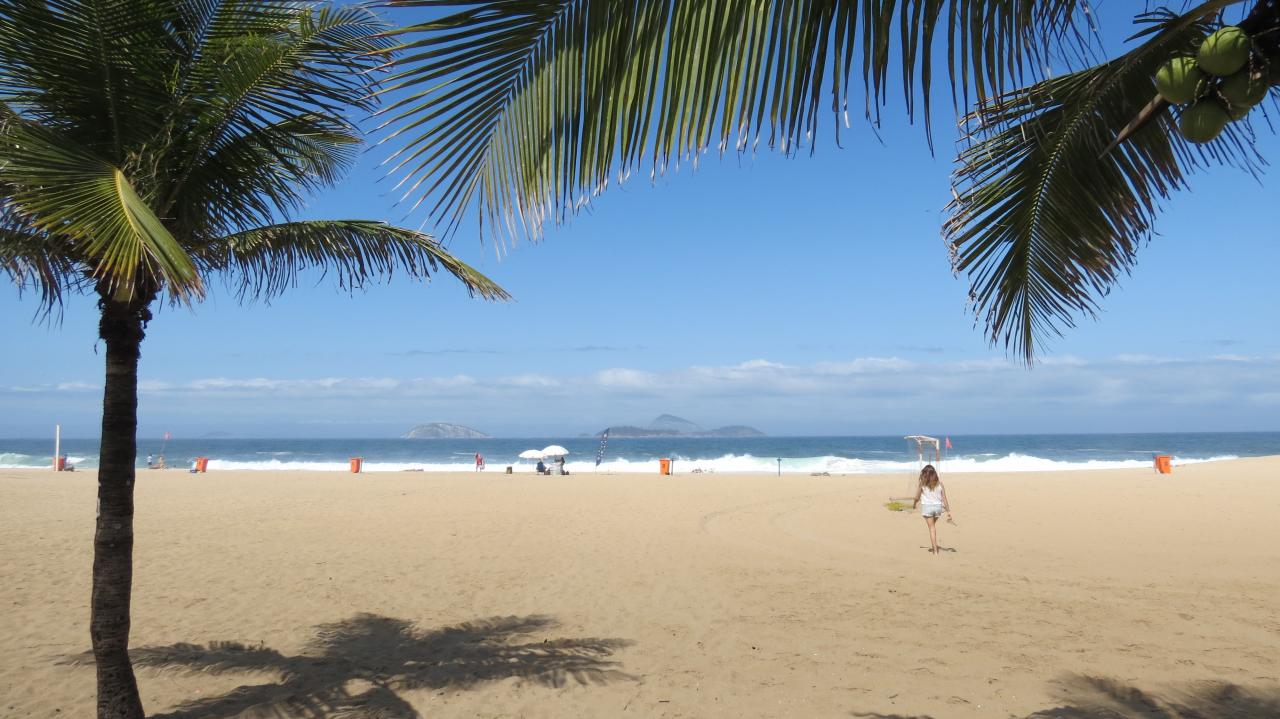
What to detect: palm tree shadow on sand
<box><xmin>122</xmin><ymin>613</ymin><xmax>634</xmax><ymax>718</ymax></box>
<box><xmin>850</xmin><ymin>673</ymin><xmax>1280</xmax><ymax>718</ymax></box>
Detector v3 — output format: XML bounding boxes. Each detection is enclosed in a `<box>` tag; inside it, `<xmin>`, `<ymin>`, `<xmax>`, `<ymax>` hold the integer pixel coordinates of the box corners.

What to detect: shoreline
<box><xmin>6</xmin><ymin>432</ymin><xmax>1276</xmax><ymax>475</ymax></box>
<box><xmin>3</xmin><ymin>450</ymin><xmax>1273</xmax><ymax>475</ymax></box>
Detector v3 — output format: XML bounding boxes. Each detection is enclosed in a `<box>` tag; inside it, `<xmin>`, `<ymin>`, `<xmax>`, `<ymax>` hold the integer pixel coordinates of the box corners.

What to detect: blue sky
<box><xmin>3</xmin><ymin>4</ymin><xmax>1279</xmax><ymax>438</ymax></box>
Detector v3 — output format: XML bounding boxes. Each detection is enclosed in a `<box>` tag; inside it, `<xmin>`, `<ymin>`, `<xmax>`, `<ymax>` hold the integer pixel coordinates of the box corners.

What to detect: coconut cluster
<box><xmin>1154</xmin><ymin>26</ymin><xmax>1276</xmax><ymax>144</ymax></box>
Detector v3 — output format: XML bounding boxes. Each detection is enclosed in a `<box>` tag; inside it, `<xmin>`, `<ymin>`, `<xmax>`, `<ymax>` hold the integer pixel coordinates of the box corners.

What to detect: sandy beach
<box><xmin>1</xmin><ymin>457</ymin><xmax>1278</xmax><ymax>718</ymax></box>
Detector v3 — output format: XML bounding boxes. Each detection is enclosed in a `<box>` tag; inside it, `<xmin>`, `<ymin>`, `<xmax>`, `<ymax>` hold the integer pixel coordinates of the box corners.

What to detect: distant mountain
<box><xmin>597</xmin><ymin>417</ymin><xmax>765</xmax><ymax>439</ymax></box>
<box><xmin>707</xmin><ymin>425</ymin><xmax>767</xmax><ymax>438</ymax></box>
<box><xmin>649</xmin><ymin>414</ymin><xmax>703</xmax><ymax>433</ymax></box>
<box><xmin>403</xmin><ymin>423</ymin><xmax>490</xmax><ymax>439</ymax></box>
<box><xmin>601</xmin><ymin>425</ymin><xmax>682</xmax><ymax>438</ymax></box>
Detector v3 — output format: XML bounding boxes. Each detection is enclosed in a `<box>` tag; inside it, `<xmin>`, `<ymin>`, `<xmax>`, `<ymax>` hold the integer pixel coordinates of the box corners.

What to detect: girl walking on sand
<box><xmin>912</xmin><ymin>464</ymin><xmax>953</xmax><ymax>554</ymax></box>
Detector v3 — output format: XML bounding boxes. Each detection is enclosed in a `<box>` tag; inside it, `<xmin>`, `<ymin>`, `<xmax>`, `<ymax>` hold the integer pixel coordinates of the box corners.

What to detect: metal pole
<box><xmin>54</xmin><ymin>424</ymin><xmax>60</xmax><ymax>471</ymax></box>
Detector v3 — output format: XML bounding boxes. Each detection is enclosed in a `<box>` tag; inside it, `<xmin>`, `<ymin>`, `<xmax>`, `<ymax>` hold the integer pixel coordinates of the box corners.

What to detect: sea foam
<box><xmin>0</xmin><ymin>452</ymin><xmax>90</xmax><ymax>468</ymax></box>
<box><xmin>201</xmin><ymin>453</ymin><xmax>1237</xmax><ymax>474</ymax></box>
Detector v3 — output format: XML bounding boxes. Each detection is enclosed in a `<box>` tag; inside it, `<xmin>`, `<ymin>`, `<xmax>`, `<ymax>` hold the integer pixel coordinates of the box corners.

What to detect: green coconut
<box><xmin>1197</xmin><ymin>27</ymin><xmax>1252</xmax><ymax>76</ymax></box>
<box><xmin>1179</xmin><ymin>101</ymin><xmax>1230</xmax><ymax>143</ymax></box>
<box><xmin>1226</xmin><ymin>102</ymin><xmax>1252</xmax><ymax>121</ymax></box>
<box><xmin>1155</xmin><ymin>57</ymin><xmax>1205</xmax><ymax>104</ymax></box>
<box><xmin>1221</xmin><ymin>69</ymin><xmax>1270</xmax><ymax>108</ymax></box>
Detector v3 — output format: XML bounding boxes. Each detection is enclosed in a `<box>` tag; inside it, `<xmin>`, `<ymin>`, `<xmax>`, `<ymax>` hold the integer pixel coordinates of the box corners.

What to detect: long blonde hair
<box><xmin>919</xmin><ymin>464</ymin><xmax>940</xmax><ymax>490</ymax></box>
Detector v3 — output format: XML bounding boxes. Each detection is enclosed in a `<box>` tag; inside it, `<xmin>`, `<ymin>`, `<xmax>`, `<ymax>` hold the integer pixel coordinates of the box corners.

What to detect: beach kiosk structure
<box><xmin>895</xmin><ymin>435</ymin><xmax>942</xmax><ymax>501</ymax></box>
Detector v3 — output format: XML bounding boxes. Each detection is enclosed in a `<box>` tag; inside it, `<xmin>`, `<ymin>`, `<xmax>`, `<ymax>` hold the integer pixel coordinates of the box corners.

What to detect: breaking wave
<box><xmin>198</xmin><ymin>452</ymin><xmax>1238</xmax><ymax>474</ymax></box>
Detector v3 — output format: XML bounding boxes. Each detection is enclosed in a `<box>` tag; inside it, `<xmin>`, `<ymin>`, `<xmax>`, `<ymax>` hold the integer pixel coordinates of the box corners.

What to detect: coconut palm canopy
<box><xmin>1</xmin><ymin>0</ymin><xmax>509</xmax><ymax>308</ymax></box>
<box><xmin>380</xmin><ymin>0</ymin><xmax>1278</xmax><ymax>362</ymax></box>
<box><xmin>0</xmin><ymin>1</ymin><xmax>508</xmax><ymax>716</ymax></box>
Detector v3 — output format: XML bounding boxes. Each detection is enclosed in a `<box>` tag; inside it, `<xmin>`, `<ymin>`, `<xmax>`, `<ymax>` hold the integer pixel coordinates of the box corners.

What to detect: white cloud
<box><xmin>592</xmin><ymin>368</ymin><xmax>658</xmax><ymax>389</ymax></box>
<box><xmin>498</xmin><ymin>374</ymin><xmax>561</xmax><ymax>389</ymax></box>
<box><xmin>813</xmin><ymin>357</ymin><xmax>916</xmax><ymax>374</ymax></box>
<box><xmin>407</xmin><ymin>375</ymin><xmax>476</xmax><ymax>390</ymax></box>
<box><xmin>14</xmin><ymin>353</ymin><xmax>1280</xmax><ymax>434</ymax></box>
<box><xmin>736</xmin><ymin>359</ymin><xmax>789</xmax><ymax>370</ymax></box>
<box><xmin>1034</xmin><ymin>355</ymin><xmax>1086</xmax><ymax>367</ymax></box>
<box><xmin>1113</xmin><ymin>354</ymin><xmax>1178</xmax><ymax>365</ymax></box>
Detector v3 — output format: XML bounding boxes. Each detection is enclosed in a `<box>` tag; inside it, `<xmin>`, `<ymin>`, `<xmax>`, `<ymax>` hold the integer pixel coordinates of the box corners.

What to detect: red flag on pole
<box><xmin>945</xmin><ymin>437</ymin><xmax>952</xmax><ymax>450</ymax></box>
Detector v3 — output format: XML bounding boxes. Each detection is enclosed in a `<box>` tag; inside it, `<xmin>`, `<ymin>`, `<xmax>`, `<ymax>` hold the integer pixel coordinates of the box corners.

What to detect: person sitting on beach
<box><xmin>146</xmin><ymin>454</ymin><xmax>155</xmax><ymax>469</ymax></box>
<box><xmin>535</xmin><ymin>459</ymin><xmax>547</xmax><ymax>475</ymax></box>
<box><xmin>911</xmin><ymin>464</ymin><xmax>953</xmax><ymax>555</ymax></box>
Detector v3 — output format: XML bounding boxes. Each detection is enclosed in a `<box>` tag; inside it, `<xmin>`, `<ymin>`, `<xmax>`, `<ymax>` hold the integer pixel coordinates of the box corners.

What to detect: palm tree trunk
<box><xmin>92</xmin><ymin>291</ymin><xmax>153</xmax><ymax>719</ymax></box>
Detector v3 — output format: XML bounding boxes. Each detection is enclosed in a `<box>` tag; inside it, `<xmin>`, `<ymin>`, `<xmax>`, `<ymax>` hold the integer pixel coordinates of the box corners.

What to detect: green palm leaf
<box><xmin>206</xmin><ymin>220</ymin><xmax>510</xmax><ymax>301</ymax></box>
<box><xmin>0</xmin><ymin>223</ymin><xmax>84</xmax><ymax>312</ymax></box>
<box><xmin>161</xmin><ymin>2</ymin><xmax>394</xmax><ymax>224</ymax></box>
<box><xmin>378</xmin><ymin>0</ymin><xmax>1085</xmax><ymax>242</ymax></box>
<box><xmin>0</xmin><ymin>0</ymin><xmax>182</xmax><ymax>158</ymax></box>
<box><xmin>174</xmin><ymin>114</ymin><xmax>363</xmax><ymax>240</ymax></box>
<box><xmin>945</xmin><ymin>7</ymin><xmax>1265</xmax><ymax>363</ymax></box>
<box><xmin>0</xmin><ymin>110</ymin><xmax>201</xmax><ymax>300</ymax></box>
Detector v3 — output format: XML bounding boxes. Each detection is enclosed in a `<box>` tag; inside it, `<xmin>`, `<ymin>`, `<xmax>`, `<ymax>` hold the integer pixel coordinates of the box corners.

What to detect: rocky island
<box><xmin>596</xmin><ymin>415</ymin><xmax>765</xmax><ymax>439</ymax></box>
<box><xmin>403</xmin><ymin>423</ymin><xmax>491</xmax><ymax>439</ymax></box>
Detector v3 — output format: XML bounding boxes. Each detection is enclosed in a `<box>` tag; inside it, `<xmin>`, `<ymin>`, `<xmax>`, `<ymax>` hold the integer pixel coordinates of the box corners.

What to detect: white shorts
<box><xmin>921</xmin><ymin>504</ymin><xmax>945</xmax><ymax>518</ymax></box>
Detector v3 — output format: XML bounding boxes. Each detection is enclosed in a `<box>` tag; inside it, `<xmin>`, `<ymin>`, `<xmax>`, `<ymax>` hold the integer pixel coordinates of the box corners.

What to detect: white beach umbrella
<box><xmin>518</xmin><ymin>449</ymin><xmax>544</xmax><ymax>460</ymax></box>
<box><xmin>541</xmin><ymin>445</ymin><xmax>570</xmax><ymax>457</ymax></box>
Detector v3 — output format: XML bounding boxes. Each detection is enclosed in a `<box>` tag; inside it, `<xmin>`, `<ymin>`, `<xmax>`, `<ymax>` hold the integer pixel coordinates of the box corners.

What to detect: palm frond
<box><xmin>944</xmin><ymin>7</ymin><xmax>1265</xmax><ymax>364</ymax></box>
<box><xmin>204</xmin><ymin>220</ymin><xmax>510</xmax><ymax>301</ymax></box>
<box><xmin>158</xmin><ymin>1</ymin><xmax>396</xmax><ymax>228</ymax></box>
<box><xmin>0</xmin><ymin>222</ymin><xmax>87</xmax><ymax>312</ymax></box>
<box><xmin>0</xmin><ymin>109</ymin><xmax>202</xmax><ymax>301</ymax></box>
<box><xmin>174</xmin><ymin>114</ymin><xmax>363</xmax><ymax>240</ymax></box>
<box><xmin>378</xmin><ymin>0</ymin><xmax>1086</xmax><ymax>243</ymax></box>
<box><xmin>0</xmin><ymin>0</ymin><xmax>179</xmax><ymax>160</ymax></box>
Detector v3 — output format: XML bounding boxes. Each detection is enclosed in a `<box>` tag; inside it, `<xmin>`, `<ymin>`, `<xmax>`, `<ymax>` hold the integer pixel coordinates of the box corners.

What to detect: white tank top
<box><xmin>920</xmin><ymin>484</ymin><xmax>943</xmax><ymax>505</ymax></box>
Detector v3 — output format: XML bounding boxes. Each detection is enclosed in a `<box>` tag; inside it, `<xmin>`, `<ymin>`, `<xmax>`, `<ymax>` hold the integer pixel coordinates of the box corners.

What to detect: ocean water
<box><xmin>1</xmin><ymin>433</ymin><xmax>1276</xmax><ymax>474</ymax></box>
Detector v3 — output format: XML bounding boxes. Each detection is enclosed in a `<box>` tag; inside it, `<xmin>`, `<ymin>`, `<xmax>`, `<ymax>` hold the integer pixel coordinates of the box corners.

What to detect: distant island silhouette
<box><xmin>595</xmin><ymin>415</ymin><xmax>765</xmax><ymax>439</ymax></box>
<box><xmin>403</xmin><ymin>423</ymin><xmax>491</xmax><ymax>439</ymax></box>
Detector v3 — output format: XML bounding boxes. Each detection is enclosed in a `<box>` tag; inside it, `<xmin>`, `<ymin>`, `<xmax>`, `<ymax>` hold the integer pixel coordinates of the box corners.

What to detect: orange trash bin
<box><xmin>1154</xmin><ymin>455</ymin><xmax>1172</xmax><ymax>474</ymax></box>
<box><xmin>350</xmin><ymin>457</ymin><xmax>363</xmax><ymax>473</ymax></box>
<box><xmin>659</xmin><ymin>458</ymin><xmax>671</xmax><ymax>476</ymax></box>
<box><xmin>196</xmin><ymin>457</ymin><xmax>209</xmax><ymax>473</ymax></box>
<box><xmin>54</xmin><ymin>456</ymin><xmax>66</xmax><ymax>471</ymax></box>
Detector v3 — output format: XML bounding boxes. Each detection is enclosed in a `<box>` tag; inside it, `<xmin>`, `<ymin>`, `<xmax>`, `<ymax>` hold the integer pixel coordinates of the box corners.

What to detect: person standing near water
<box><xmin>475</xmin><ymin>452</ymin><xmax>485</xmax><ymax>471</ymax></box>
<box><xmin>912</xmin><ymin>464</ymin><xmax>953</xmax><ymax>554</ymax></box>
